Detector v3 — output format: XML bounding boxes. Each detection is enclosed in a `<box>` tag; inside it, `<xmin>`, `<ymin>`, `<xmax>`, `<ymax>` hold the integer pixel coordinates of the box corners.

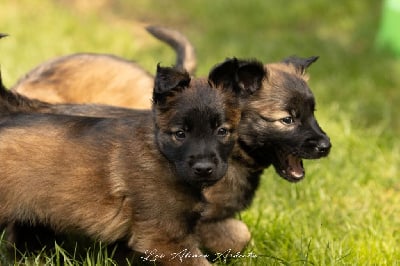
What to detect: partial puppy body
<box><xmin>196</xmin><ymin>57</ymin><xmax>331</xmax><ymax>253</ymax></box>
<box><xmin>0</xmin><ymin>63</ymin><xmax>245</xmax><ymax>265</ymax></box>
<box><xmin>3</xmin><ymin>57</ymin><xmax>331</xmax><ymax>255</ymax></box>
<box><xmin>12</xmin><ymin>25</ymin><xmax>196</xmax><ymax>108</ymax></box>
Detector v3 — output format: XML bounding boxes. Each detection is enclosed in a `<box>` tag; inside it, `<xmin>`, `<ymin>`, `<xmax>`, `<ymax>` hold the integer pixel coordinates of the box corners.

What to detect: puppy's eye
<box><xmin>217</xmin><ymin>127</ymin><xmax>229</xmax><ymax>136</ymax></box>
<box><xmin>281</xmin><ymin>116</ymin><xmax>294</xmax><ymax>125</ymax></box>
<box><xmin>174</xmin><ymin>130</ymin><xmax>186</xmax><ymax>140</ymax></box>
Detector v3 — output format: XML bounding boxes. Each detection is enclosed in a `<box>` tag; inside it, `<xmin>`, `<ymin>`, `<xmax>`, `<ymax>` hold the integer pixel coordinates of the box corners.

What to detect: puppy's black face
<box><xmin>238</xmin><ymin>57</ymin><xmax>331</xmax><ymax>182</ymax></box>
<box><xmin>154</xmin><ymin>75</ymin><xmax>240</xmax><ymax>187</ymax></box>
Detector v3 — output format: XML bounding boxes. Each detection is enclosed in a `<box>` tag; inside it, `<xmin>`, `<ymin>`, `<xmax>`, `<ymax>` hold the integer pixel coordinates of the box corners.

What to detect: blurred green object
<box><xmin>376</xmin><ymin>0</ymin><xmax>400</xmax><ymax>56</ymax></box>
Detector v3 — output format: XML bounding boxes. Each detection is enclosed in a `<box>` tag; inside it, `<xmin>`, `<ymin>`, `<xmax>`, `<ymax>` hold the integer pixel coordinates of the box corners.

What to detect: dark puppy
<box><xmin>11</xmin><ymin>25</ymin><xmax>196</xmax><ymax>108</ymax></box>
<box><xmin>198</xmin><ymin>56</ymin><xmax>331</xmax><ymax>252</ymax></box>
<box><xmin>0</xmin><ymin>64</ymin><xmax>244</xmax><ymax>265</ymax></box>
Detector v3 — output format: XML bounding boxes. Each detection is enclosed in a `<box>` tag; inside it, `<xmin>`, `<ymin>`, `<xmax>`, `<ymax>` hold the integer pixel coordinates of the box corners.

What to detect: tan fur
<box><xmin>13</xmin><ymin>54</ymin><xmax>154</xmax><ymax>108</ymax></box>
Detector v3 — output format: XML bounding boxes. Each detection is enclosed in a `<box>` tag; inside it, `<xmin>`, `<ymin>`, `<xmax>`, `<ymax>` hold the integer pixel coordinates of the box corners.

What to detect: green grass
<box><xmin>0</xmin><ymin>233</ymin><xmax>119</xmax><ymax>266</ymax></box>
<box><xmin>1</xmin><ymin>0</ymin><xmax>399</xmax><ymax>265</ymax></box>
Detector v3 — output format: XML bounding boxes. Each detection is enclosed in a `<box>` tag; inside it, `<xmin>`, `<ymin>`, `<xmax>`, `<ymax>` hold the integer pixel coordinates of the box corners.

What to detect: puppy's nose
<box><xmin>315</xmin><ymin>139</ymin><xmax>331</xmax><ymax>155</ymax></box>
<box><xmin>193</xmin><ymin>162</ymin><xmax>214</xmax><ymax>177</ymax></box>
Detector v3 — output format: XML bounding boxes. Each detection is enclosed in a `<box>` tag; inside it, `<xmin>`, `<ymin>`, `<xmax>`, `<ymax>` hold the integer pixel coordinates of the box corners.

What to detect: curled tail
<box><xmin>0</xmin><ymin>70</ymin><xmax>20</xmax><ymax>113</ymax></box>
<box><xmin>0</xmin><ymin>33</ymin><xmax>29</xmax><ymax>113</ymax></box>
<box><xmin>146</xmin><ymin>25</ymin><xmax>197</xmax><ymax>75</ymax></box>
<box><xmin>0</xmin><ymin>70</ymin><xmax>48</xmax><ymax>113</ymax></box>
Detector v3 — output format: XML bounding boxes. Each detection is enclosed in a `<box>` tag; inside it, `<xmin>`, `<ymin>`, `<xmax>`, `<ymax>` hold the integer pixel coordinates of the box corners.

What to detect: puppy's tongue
<box><xmin>287</xmin><ymin>154</ymin><xmax>304</xmax><ymax>179</ymax></box>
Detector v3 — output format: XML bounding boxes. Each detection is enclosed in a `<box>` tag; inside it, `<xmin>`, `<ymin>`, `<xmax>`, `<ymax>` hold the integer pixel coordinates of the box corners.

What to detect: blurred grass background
<box><xmin>0</xmin><ymin>0</ymin><xmax>399</xmax><ymax>265</ymax></box>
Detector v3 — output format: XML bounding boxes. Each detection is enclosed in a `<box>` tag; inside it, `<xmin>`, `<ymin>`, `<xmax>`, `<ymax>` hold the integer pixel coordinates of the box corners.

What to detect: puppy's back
<box><xmin>12</xmin><ymin>54</ymin><xmax>154</xmax><ymax>108</ymax></box>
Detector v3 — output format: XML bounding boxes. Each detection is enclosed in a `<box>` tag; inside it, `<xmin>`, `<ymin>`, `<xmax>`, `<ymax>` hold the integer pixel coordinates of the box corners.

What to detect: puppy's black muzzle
<box><xmin>303</xmin><ymin>118</ymin><xmax>332</xmax><ymax>158</ymax></box>
<box><xmin>188</xmin><ymin>154</ymin><xmax>224</xmax><ymax>186</ymax></box>
<box><xmin>314</xmin><ymin>138</ymin><xmax>331</xmax><ymax>155</ymax></box>
<box><xmin>192</xmin><ymin>161</ymin><xmax>214</xmax><ymax>177</ymax></box>
<box><xmin>303</xmin><ymin>135</ymin><xmax>331</xmax><ymax>158</ymax></box>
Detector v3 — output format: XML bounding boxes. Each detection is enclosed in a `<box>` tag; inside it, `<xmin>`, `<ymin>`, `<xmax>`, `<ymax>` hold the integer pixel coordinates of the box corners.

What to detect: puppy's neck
<box><xmin>232</xmin><ymin>140</ymin><xmax>264</xmax><ymax>172</ymax></box>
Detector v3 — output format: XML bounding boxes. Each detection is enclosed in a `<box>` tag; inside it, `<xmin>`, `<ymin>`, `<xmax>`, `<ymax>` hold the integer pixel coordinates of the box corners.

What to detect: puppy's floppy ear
<box><xmin>153</xmin><ymin>64</ymin><xmax>191</xmax><ymax>104</ymax></box>
<box><xmin>282</xmin><ymin>55</ymin><xmax>319</xmax><ymax>75</ymax></box>
<box><xmin>208</xmin><ymin>58</ymin><xmax>265</xmax><ymax>97</ymax></box>
<box><xmin>236</xmin><ymin>59</ymin><xmax>266</xmax><ymax>96</ymax></box>
<box><xmin>208</xmin><ymin>57</ymin><xmax>239</xmax><ymax>90</ymax></box>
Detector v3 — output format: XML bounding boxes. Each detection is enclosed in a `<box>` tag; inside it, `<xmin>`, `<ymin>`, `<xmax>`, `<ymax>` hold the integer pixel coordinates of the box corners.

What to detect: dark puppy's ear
<box><xmin>153</xmin><ymin>64</ymin><xmax>191</xmax><ymax>104</ymax></box>
<box><xmin>208</xmin><ymin>57</ymin><xmax>239</xmax><ymax>90</ymax></box>
<box><xmin>236</xmin><ymin>59</ymin><xmax>266</xmax><ymax>95</ymax></box>
<box><xmin>208</xmin><ymin>58</ymin><xmax>265</xmax><ymax>97</ymax></box>
<box><xmin>282</xmin><ymin>55</ymin><xmax>319</xmax><ymax>75</ymax></box>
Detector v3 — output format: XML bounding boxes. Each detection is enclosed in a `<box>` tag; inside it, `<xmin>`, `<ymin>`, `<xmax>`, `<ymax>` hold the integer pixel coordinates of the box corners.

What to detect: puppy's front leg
<box><xmin>197</xmin><ymin>218</ymin><xmax>251</xmax><ymax>254</ymax></box>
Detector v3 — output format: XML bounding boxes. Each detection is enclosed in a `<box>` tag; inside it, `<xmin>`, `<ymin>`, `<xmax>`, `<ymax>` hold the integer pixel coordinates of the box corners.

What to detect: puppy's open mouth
<box><xmin>276</xmin><ymin>151</ymin><xmax>304</xmax><ymax>182</ymax></box>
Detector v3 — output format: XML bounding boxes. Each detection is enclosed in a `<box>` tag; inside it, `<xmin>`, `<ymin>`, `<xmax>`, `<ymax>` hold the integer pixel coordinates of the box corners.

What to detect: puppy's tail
<box><xmin>146</xmin><ymin>25</ymin><xmax>197</xmax><ymax>75</ymax></box>
<box><xmin>0</xmin><ymin>70</ymin><xmax>47</xmax><ymax>113</ymax></box>
<box><xmin>0</xmin><ymin>70</ymin><xmax>10</xmax><ymax>99</ymax></box>
<box><xmin>0</xmin><ymin>70</ymin><xmax>17</xmax><ymax>113</ymax></box>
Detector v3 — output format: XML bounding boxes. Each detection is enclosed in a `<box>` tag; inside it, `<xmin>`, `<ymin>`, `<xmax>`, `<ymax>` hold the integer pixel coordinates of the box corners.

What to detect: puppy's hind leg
<box><xmin>5</xmin><ymin>222</ymin><xmax>57</xmax><ymax>254</ymax></box>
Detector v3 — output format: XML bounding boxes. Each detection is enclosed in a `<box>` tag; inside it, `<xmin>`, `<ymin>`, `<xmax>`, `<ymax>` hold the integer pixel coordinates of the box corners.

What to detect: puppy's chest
<box><xmin>176</xmin><ymin>191</ymin><xmax>206</xmax><ymax>232</ymax></box>
<box><xmin>165</xmin><ymin>184</ymin><xmax>206</xmax><ymax>221</ymax></box>
<box><xmin>201</xmin><ymin>161</ymin><xmax>261</xmax><ymax>218</ymax></box>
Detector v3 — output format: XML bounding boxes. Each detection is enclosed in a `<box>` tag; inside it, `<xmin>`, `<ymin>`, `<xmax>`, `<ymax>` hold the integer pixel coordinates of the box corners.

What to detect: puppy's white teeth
<box><xmin>289</xmin><ymin>169</ymin><xmax>304</xmax><ymax>179</ymax></box>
